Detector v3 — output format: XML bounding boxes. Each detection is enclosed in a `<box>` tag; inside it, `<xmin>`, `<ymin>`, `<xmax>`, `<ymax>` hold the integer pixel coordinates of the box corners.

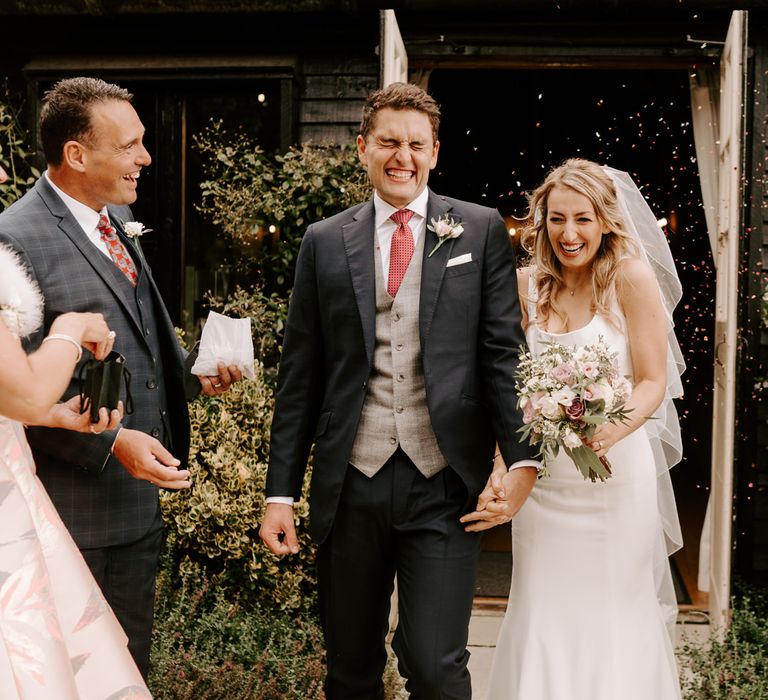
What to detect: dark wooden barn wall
<box><xmin>298</xmin><ymin>56</ymin><xmax>377</xmax><ymax>145</ymax></box>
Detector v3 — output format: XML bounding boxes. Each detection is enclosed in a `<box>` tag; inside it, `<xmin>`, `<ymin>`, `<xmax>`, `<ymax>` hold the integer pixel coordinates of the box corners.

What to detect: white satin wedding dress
<box><xmin>486</xmin><ymin>298</ymin><xmax>681</xmax><ymax>700</ymax></box>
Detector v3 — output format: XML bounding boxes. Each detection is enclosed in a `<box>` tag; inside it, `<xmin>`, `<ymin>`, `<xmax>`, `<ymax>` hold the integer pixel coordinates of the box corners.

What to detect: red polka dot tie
<box><xmin>387</xmin><ymin>208</ymin><xmax>415</xmax><ymax>298</ymax></box>
<box><xmin>98</xmin><ymin>214</ymin><xmax>137</xmax><ymax>286</ymax></box>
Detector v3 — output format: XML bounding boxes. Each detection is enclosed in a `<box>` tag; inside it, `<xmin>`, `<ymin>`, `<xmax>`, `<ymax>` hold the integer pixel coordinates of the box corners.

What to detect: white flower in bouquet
<box><xmin>552</xmin><ymin>386</ymin><xmax>577</xmax><ymax>407</ymax></box>
<box><xmin>613</xmin><ymin>376</ymin><xmax>633</xmax><ymax>404</ymax></box>
<box><xmin>579</xmin><ymin>360</ymin><xmax>600</xmax><ymax>379</ymax></box>
<box><xmin>562</xmin><ymin>428</ymin><xmax>582</xmax><ymax>450</ymax></box>
<box><xmin>539</xmin><ymin>396</ymin><xmax>563</xmax><ymax>420</ymax></box>
<box><xmin>597</xmin><ymin>381</ymin><xmax>616</xmax><ymax>410</ymax></box>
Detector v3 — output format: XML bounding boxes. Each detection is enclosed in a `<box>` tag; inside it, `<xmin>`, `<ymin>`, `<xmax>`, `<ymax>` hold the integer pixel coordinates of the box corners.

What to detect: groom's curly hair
<box><xmin>359</xmin><ymin>82</ymin><xmax>441</xmax><ymax>143</ymax></box>
<box><xmin>40</xmin><ymin>77</ymin><xmax>133</xmax><ymax>167</ymax></box>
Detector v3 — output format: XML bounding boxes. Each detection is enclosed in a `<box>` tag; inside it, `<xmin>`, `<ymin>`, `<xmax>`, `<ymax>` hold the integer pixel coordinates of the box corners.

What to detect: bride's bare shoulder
<box><xmin>616</xmin><ymin>257</ymin><xmax>655</xmax><ymax>288</ymax></box>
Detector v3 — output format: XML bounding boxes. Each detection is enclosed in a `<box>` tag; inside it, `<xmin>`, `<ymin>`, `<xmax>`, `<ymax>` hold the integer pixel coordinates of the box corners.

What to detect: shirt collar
<box><xmin>373</xmin><ymin>187</ymin><xmax>430</xmax><ymax>229</ymax></box>
<box><xmin>44</xmin><ymin>171</ymin><xmax>108</xmax><ymax>235</ymax></box>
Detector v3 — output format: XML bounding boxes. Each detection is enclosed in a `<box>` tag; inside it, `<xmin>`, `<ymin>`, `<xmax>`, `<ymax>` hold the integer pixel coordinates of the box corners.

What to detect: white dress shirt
<box><xmin>45</xmin><ymin>171</ymin><xmax>133</xmax><ymax>264</ymax></box>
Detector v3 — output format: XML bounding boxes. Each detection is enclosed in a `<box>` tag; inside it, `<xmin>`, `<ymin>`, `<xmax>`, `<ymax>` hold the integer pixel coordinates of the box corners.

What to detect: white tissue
<box><xmin>190</xmin><ymin>311</ymin><xmax>255</xmax><ymax>380</ymax></box>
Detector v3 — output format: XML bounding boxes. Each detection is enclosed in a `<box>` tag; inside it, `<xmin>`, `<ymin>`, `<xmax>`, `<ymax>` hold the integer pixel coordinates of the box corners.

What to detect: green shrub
<box><xmin>0</xmin><ymin>83</ymin><xmax>40</xmax><ymax>209</ymax></box>
<box><xmin>149</xmin><ymin>553</ymin><xmax>324</xmax><ymax>700</ymax></box>
<box><xmin>160</xmin><ymin>358</ymin><xmax>316</xmax><ymax>612</ymax></box>
<box><xmin>195</xmin><ymin>121</ymin><xmax>371</xmax><ymax>297</ymax></box>
<box><xmin>679</xmin><ymin>587</ymin><xmax>768</xmax><ymax>699</ymax></box>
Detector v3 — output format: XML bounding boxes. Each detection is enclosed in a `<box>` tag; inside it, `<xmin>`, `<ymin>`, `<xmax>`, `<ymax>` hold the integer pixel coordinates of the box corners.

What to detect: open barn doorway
<box><xmin>428</xmin><ymin>68</ymin><xmax>714</xmax><ymax>610</ymax></box>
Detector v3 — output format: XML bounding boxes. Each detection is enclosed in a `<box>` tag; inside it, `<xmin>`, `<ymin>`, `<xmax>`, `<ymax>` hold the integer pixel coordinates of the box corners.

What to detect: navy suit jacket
<box><xmin>267</xmin><ymin>190</ymin><xmax>536</xmax><ymax>543</ymax></box>
<box><xmin>0</xmin><ymin>177</ymin><xmax>190</xmax><ymax>548</ymax></box>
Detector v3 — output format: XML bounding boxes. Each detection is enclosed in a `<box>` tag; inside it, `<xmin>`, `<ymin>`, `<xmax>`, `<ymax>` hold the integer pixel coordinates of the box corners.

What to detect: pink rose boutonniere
<box><xmin>427</xmin><ymin>215</ymin><xmax>464</xmax><ymax>257</ymax></box>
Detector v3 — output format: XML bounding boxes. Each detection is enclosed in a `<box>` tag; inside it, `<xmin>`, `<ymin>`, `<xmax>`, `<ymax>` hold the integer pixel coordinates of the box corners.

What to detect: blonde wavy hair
<box><xmin>520</xmin><ymin>158</ymin><xmax>640</xmax><ymax>328</ymax></box>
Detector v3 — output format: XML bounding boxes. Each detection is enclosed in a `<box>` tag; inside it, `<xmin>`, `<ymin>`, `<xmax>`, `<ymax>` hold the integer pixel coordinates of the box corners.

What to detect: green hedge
<box><xmin>679</xmin><ymin>586</ymin><xmax>768</xmax><ymax>699</ymax></box>
<box><xmin>149</xmin><ymin>554</ymin><xmax>324</xmax><ymax>700</ymax></box>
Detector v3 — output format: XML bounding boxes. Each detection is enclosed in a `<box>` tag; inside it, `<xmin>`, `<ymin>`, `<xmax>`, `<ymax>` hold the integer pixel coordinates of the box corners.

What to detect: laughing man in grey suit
<box><xmin>260</xmin><ymin>83</ymin><xmax>539</xmax><ymax>699</ymax></box>
<box><xmin>0</xmin><ymin>77</ymin><xmax>240</xmax><ymax>677</ymax></box>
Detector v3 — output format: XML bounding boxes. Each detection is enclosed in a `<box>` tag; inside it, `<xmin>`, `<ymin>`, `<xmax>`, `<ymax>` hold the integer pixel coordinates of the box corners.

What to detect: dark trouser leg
<box><xmin>318</xmin><ymin>461</ymin><xmax>398</xmax><ymax>700</ymax></box>
<box><xmin>391</xmin><ymin>459</ymin><xmax>481</xmax><ymax>700</ymax></box>
<box><xmin>80</xmin><ymin>525</ymin><xmax>164</xmax><ymax>679</ymax></box>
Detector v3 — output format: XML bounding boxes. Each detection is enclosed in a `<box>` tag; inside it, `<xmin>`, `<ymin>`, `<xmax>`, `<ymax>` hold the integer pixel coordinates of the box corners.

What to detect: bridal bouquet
<box><xmin>515</xmin><ymin>337</ymin><xmax>633</xmax><ymax>481</ymax></box>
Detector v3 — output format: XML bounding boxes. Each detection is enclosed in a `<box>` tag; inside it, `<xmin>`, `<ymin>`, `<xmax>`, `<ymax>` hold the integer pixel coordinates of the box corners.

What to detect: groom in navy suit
<box><xmin>261</xmin><ymin>83</ymin><xmax>538</xmax><ymax>699</ymax></box>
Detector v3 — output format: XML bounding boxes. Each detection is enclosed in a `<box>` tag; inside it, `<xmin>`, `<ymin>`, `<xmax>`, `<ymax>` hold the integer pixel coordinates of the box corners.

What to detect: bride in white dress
<box><xmin>483</xmin><ymin>159</ymin><xmax>684</xmax><ymax>699</ymax></box>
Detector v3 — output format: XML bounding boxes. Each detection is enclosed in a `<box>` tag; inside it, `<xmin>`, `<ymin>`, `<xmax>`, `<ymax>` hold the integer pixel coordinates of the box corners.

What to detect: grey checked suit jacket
<box><xmin>0</xmin><ymin>177</ymin><xmax>190</xmax><ymax>548</ymax></box>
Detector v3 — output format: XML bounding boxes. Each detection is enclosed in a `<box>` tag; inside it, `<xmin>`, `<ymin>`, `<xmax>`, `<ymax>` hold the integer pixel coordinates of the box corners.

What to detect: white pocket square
<box><xmin>446</xmin><ymin>253</ymin><xmax>472</xmax><ymax>268</ymax></box>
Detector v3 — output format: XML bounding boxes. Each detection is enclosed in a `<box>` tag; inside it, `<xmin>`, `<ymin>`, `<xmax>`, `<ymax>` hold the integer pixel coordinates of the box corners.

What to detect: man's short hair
<box><xmin>40</xmin><ymin>77</ymin><xmax>133</xmax><ymax>166</ymax></box>
<box><xmin>359</xmin><ymin>82</ymin><xmax>441</xmax><ymax>143</ymax></box>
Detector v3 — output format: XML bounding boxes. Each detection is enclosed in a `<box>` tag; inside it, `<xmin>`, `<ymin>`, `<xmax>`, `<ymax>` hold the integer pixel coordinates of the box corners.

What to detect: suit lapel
<box><xmin>35</xmin><ymin>179</ymin><xmax>144</xmax><ymax>334</ymax></box>
<box><xmin>419</xmin><ymin>191</ymin><xmax>455</xmax><ymax>345</ymax></box>
<box><xmin>342</xmin><ymin>200</ymin><xmax>376</xmax><ymax>365</ymax></box>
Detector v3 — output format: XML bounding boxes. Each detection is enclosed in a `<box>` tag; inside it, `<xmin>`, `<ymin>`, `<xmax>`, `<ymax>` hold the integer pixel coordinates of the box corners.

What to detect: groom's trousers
<box><xmin>317</xmin><ymin>448</ymin><xmax>482</xmax><ymax>700</ymax></box>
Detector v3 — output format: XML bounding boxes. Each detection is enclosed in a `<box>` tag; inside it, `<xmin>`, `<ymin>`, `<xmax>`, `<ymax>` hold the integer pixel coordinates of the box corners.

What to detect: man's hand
<box><xmin>259</xmin><ymin>503</ymin><xmax>300</xmax><ymax>556</ymax></box>
<box><xmin>460</xmin><ymin>466</ymin><xmax>538</xmax><ymax>532</ymax></box>
<box><xmin>112</xmin><ymin>428</ymin><xmax>191</xmax><ymax>489</ymax></box>
<box><xmin>199</xmin><ymin>362</ymin><xmax>243</xmax><ymax>397</ymax></box>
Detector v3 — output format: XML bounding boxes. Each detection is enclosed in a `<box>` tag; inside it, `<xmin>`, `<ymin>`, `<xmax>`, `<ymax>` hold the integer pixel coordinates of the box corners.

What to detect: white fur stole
<box><xmin>0</xmin><ymin>243</ymin><xmax>44</xmax><ymax>338</ymax></box>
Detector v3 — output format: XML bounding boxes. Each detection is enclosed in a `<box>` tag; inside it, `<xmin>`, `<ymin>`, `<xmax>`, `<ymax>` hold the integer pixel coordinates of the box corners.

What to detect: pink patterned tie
<box><xmin>387</xmin><ymin>209</ymin><xmax>415</xmax><ymax>297</ymax></box>
<box><xmin>98</xmin><ymin>214</ymin><xmax>137</xmax><ymax>286</ymax></box>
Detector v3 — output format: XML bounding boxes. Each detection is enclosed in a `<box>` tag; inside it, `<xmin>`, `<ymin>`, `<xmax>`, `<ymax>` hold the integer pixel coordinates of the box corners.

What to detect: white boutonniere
<box><xmin>427</xmin><ymin>215</ymin><xmax>464</xmax><ymax>257</ymax></box>
<box><xmin>121</xmin><ymin>220</ymin><xmax>152</xmax><ymax>254</ymax></box>
<box><xmin>122</xmin><ymin>220</ymin><xmax>152</xmax><ymax>241</ymax></box>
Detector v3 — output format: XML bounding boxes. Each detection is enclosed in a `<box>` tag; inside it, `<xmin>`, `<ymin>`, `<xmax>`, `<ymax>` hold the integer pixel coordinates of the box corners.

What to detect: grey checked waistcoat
<box><xmin>349</xmin><ymin>234</ymin><xmax>447</xmax><ymax>478</ymax></box>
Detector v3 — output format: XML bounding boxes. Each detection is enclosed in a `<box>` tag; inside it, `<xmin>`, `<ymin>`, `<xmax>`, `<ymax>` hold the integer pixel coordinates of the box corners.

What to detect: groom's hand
<box><xmin>260</xmin><ymin>503</ymin><xmax>300</xmax><ymax>555</ymax></box>
<box><xmin>460</xmin><ymin>467</ymin><xmax>537</xmax><ymax>532</ymax></box>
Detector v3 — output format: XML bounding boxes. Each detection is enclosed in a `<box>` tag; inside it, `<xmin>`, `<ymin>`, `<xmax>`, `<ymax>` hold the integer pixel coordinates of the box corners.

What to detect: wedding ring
<box><xmin>107</xmin><ymin>330</ymin><xmax>116</xmax><ymax>339</ymax></box>
<box><xmin>213</xmin><ymin>383</ymin><xmax>222</xmax><ymax>389</ymax></box>
<box><xmin>89</xmin><ymin>425</ymin><xmax>102</xmax><ymax>434</ymax></box>
<box><xmin>596</xmin><ymin>440</ymin><xmax>603</xmax><ymax>449</ymax></box>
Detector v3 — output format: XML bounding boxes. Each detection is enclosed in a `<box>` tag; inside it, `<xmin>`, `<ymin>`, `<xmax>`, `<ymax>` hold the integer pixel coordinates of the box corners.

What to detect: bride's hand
<box><xmin>586</xmin><ymin>423</ymin><xmax>623</xmax><ymax>458</ymax></box>
<box><xmin>43</xmin><ymin>395</ymin><xmax>124</xmax><ymax>433</ymax></box>
<box><xmin>460</xmin><ymin>467</ymin><xmax>538</xmax><ymax>532</ymax></box>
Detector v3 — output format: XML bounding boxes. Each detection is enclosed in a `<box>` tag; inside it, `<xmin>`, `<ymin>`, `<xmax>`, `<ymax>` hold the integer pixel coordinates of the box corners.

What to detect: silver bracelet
<box><xmin>42</xmin><ymin>333</ymin><xmax>83</xmax><ymax>362</ymax></box>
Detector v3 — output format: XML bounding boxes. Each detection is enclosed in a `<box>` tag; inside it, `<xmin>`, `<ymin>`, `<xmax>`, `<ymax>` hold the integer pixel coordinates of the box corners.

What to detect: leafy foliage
<box><xmin>679</xmin><ymin>586</ymin><xmax>768</xmax><ymax>699</ymax></box>
<box><xmin>0</xmin><ymin>83</ymin><xmax>40</xmax><ymax>209</ymax></box>
<box><xmin>195</xmin><ymin>120</ymin><xmax>371</xmax><ymax>296</ymax></box>
<box><xmin>159</xmin><ymin>357</ymin><xmax>316</xmax><ymax>612</ymax></box>
<box><xmin>149</xmin><ymin>553</ymin><xmax>325</xmax><ymax>700</ymax></box>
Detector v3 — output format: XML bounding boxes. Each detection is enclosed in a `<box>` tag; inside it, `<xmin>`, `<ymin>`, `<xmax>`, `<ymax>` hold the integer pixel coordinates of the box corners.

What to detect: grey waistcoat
<box><xmin>349</xmin><ymin>235</ymin><xmax>447</xmax><ymax>478</ymax></box>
